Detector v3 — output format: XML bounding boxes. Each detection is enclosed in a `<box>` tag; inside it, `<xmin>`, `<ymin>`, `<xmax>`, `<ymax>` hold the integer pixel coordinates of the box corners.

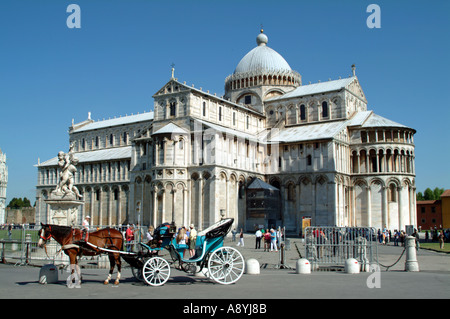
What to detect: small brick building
<box><xmin>416</xmin><ymin>200</ymin><xmax>442</xmax><ymax>231</ymax></box>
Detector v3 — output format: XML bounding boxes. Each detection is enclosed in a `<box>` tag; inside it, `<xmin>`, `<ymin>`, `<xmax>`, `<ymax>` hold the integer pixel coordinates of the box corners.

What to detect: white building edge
<box><xmin>36</xmin><ymin>30</ymin><xmax>417</xmax><ymax>234</ymax></box>
<box><xmin>0</xmin><ymin>149</ymin><xmax>7</xmax><ymax>224</ymax></box>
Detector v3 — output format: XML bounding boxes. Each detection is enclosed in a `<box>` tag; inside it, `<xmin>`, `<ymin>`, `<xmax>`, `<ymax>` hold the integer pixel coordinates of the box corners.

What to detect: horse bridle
<box><xmin>40</xmin><ymin>225</ymin><xmax>52</xmax><ymax>243</ymax></box>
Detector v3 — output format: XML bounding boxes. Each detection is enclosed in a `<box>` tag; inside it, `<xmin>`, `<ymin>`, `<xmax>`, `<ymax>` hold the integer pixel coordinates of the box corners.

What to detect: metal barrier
<box><xmin>0</xmin><ymin>225</ymin><xmax>143</xmax><ymax>268</ymax></box>
<box><xmin>304</xmin><ymin>226</ymin><xmax>378</xmax><ymax>271</ymax></box>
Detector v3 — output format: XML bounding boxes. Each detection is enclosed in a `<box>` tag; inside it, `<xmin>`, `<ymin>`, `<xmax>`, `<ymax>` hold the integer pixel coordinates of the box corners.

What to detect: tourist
<box><xmin>189</xmin><ymin>224</ymin><xmax>197</xmax><ymax>258</ymax></box>
<box><xmin>231</xmin><ymin>228</ymin><xmax>237</xmax><ymax>242</ymax></box>
<box><xmin>237</xmin><ymin>228</ymin><xmax>244</xmax><ymax>247</ymax></box>
<box><xmin>146</xmin><ymin>225</ymin><xmax>154</xmax><ymax>242</ymax></box>
<box><xmin>412</xmin><ymin>229</ymin><xmax>420</xmax><ymax>251</ymax></box>
<box><xmin>255</xmin><ymin>228</ymin><xmax>262</xmax><ymax>249</ymax></box>
<box><xmin>438</xmin><ymin>230</ymin><xmax>445</xmax><ymax>249</ymax></box>
<box><xmin>270</xmin><ymin>229</ymin><xmax>278</xmax><ymax>252</ymax></box>
<box><xmin>264</xmin><ymin>229</ymin><xmax>271</xmax><ymax>252</ymax></box>
<box><xmin>126</xmin><ymin>225</ymin><xmax>134</xmax><ymax>252</ymax></box>
<box><xmin>176</xmin><ymin>227</ymin><xmax>189</xmax><ymax>259</ymax></box>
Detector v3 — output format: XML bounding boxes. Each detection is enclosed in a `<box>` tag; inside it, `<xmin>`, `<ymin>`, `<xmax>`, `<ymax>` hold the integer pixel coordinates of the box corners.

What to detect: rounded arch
<box><xmin>202</xmin><ymin>171</ymin><xmax>211</xmax><ymax>180</ymax></box>
<box><xmin>218</xmin><ymin>170</ymin><xmax>228</xmax><ymax>181</ymax></box>
<box><xmin>269</xmin><ymin>176</ymin><xmax>282</xmax><ymax>187</ymax></box>
<box><xmin>164</xmin><ymin>181</ymin><xmax>175</xmax><ymax>190</ymax></box>
<box><xmin>386</xmin><ymin>177</ymin><xmax>400</xmax><ymax>188</ymax></box>
<box><xmin>299</xmin><ymin>175</ymin><xmax>312</xmax><ymax>185</ymax></box>
<box><xmin>353</xmin><ymin>178</ymin><xmax>368</xmax><ymax>188</ymax></box>
<box><xmin>369</xmin><ymin>177</ymin><xmax>385</xmax><ymax>187</ymax></box>
<box><xmin>191</xmin><ymin>172</ymin><xmax>200</xmax><ymax>181</ymax></box>
<box><xmin>176</xmin><ymin>182</ymin><xmax>186</xmax><ymax>191</ymax></box>
<box><xmin>263</xmin><ymin>88</ymin><xmax>285</xmax><ymax>100</ymax></box>
<box><xmin>284</xmin><ymin>179</ymin><xmax>296</xmax><ymax>188</ymax></box>
<box><xmin>315</xmin><ymin>174</ymin><xmax>328</xmax><ymax>185</ymax></box>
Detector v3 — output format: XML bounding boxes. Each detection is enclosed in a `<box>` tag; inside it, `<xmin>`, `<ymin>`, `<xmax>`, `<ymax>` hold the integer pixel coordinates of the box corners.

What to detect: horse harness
<box><xmin>68</xmin><ymin>227</ymin><xmax>121</xmax><ymax>254</ymax></box>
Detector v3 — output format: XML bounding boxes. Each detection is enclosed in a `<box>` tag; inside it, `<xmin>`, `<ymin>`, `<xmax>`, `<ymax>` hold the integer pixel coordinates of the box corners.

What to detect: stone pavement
<box><xmin>0</xmin><ymin>233</ymin><xmax>448</xmax><ymax>301</ymax></box>
<box><xmin>226</xmin><ymin>233</ymin><xmax>450</xmax><ymax>272</ymax></box>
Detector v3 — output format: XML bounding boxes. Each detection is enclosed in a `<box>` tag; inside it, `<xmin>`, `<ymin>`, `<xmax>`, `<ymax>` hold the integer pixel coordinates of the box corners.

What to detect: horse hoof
<box><xmin>114</xmin><ymin>280</ymin><xmax>120</xmax><ymax>286</ymax></box>
<box><xmin>103</xmin><ymin>281</ymin><xmax>109</xmax><ymax>285</ymax></box>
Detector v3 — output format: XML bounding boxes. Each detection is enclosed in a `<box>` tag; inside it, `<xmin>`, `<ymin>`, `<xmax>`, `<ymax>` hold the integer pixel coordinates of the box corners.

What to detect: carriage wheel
<box><xmin>142</xmin><ymin>257</ymin><xmax>171</xmax><ymax>286</ymax></box>
<box><xmin>131</xmin><ymin>266</ymin><xmax>144</xmax><ymax>282</ymax></box>
<box><xmin>207</xmin><ymin>247</ymin><xmax>244</xmax><ymax>285</ymax></box>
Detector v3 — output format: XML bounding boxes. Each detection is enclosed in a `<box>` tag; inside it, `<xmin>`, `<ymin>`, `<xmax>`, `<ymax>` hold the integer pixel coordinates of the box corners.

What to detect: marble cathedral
<box><xmin>36</xmin><ymin>30</ymin><xmax>417</xmax><ymax>234</ymax></box>
<box><xmin>0</xmin><ymin>149</ymin><xmax>7</xmax><ymax>224</ymax></box>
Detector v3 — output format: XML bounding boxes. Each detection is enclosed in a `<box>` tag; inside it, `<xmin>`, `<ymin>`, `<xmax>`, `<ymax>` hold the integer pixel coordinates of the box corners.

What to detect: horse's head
<box><xmin>37</xmin><ymin>223</ymin><xmax>52</xmax><ymax>248</ymax></box>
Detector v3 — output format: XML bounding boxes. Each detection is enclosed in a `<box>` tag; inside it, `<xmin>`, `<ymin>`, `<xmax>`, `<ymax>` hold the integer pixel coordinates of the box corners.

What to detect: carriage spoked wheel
<box><xmin>131</xmin><ymin>266</ymin><xmax>144</xmax><ymax>282</ymax></box>
<box><xmin>142</xmin><ymin>257</ymin><xmax>171</xmax><ymax>286</ymax></box>
<box><xmin>207</xmin><ymin>247</ymin><xmax>244</xmax><ymax>285</ymax></box>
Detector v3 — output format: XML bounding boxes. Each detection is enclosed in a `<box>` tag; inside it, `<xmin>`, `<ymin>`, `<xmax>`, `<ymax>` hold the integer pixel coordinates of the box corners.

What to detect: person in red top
<box><xmin>126</xmin><ymin>225</ymin><xmax>134</xmax><ymax>252</ymax></box>
<box><xmin>264</xmin><ymin>230</ymin><xmax>271</xmax><ymax>252</ymax></box>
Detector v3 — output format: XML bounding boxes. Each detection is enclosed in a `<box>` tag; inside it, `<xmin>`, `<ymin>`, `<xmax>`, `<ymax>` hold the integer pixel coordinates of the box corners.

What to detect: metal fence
<box><xmin>0</xmin><ymin>225</ymin><xmax>144</xmax><ymax>268</ymax></box>
<box><xmin>304</xmin><ymin>226</ymin><xmax>378</xmax><ymax>271</ymax></box>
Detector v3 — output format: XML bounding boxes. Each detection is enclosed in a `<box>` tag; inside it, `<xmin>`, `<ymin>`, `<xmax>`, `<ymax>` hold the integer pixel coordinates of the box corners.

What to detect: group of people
<box><xmin>257</xmin><ymin>228</ymin><xmax>282</xmax><ymax>252</ymax></box>
<box><xmin>174</xmin><ymin>224</ymin><xmax>197</xmax><ymax>259</ymax></box>
<box><xmin>377</xmin><ymin>228</ymin><xmax>409</xmax><ymax>246</ymax></box>
<box><xmin>232</xmin><ymin>227</ymin><xmax>284</xmax><ymax>252</ymax></box>
<box><xmin>124</xmin><ymin>223</ymin><xmax>198</xmax><ymax>255</ymax></box>
<box><xmin>425</xmin><ymin>228</ymin><xmax>448</xmax><ymax>249</ymax></box>
<box><xmin>377</xmin><ymin>227</ymin><xmax>448</xmax><ymax>250</ymax></box>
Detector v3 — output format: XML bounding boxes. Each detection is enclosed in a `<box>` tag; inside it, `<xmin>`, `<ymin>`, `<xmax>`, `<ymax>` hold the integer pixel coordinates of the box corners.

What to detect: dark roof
<box><xmin>247</xmin><ymin>178</ymin><xmax>279</xmax><ymax>191</ymax></box>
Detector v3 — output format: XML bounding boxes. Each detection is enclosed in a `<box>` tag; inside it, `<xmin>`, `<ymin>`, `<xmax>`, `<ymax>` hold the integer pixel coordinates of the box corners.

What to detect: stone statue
<box><xmin>54</xmin><ymin>142</ymin><xmax>83</xmax><ymax>199</ymax></box>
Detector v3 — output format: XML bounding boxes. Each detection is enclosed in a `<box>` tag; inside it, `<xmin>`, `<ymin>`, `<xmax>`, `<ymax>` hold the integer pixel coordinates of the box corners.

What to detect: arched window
<box><xmin>203</xmin><ymin>102</ymin><xmax>206</xmax><ymax>117</ymax></box>
<box><xmin>170</xmin><ymin>102</ymin><xmax>176</xmax><ymax>117</ymax></box>
<box><xmin>110</xmin><ymin>134</ymin><xmax>114</xmax><ymax>146</ymax></box>
<box><xmin>300</xmin><ymin>104</ymin><xmax>306</xmax><ymax>121</ymax></box>
<box><xmin>307</xmin><ymin>155</ymin><xmax>312</xmax><ymax>166</ymax></box>
<box><xmin>389</xmin><ymin>184</ymin><xmax>397</xmax><ymax>202</ymax></box>
<box><xmin>322</xmin><ymin>101</ymin><xmax>328</xmax><ymax>118</ymax></box>
<box><xmin>287</xmin><ymin>183</ymin><xmax>296</xmax><ymax>201</ymax></box>
<box><xmin>178</xmin><ymin>139</ymin><xmax>184</xmax><ymax>150</ymax></box>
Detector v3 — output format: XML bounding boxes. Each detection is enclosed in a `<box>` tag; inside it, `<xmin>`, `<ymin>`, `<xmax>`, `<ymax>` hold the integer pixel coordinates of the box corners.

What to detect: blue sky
<box><xmin>0</xmin><ymin>0</ymin><xmax>449</xmax><ymax>205</ymax></box>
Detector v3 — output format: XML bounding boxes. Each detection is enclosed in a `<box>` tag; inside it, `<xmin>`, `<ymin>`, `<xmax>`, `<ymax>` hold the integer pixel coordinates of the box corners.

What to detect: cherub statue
<box><xmin>55</xmin><ymin>143</ymin><xmax>83</xmax><ymax>199</ymax></box>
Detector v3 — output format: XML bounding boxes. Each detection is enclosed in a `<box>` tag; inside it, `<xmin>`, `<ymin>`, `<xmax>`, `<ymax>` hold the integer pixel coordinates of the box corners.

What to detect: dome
<box><xmin>234</xmin><ymin>31</ymin><xmax>292</xmax><ymax>75</ymax></box>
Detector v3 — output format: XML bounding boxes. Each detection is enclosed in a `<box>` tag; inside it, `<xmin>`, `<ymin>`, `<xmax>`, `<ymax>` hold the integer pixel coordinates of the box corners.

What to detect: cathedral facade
<box><xmin>0</xmin><ymin>149</ymin><xmax>7</xmax><ymax>224</ymax></box>
<box><xmin>36</xmin><ymin>30</ymin><xmax>417</xmax><ymax>234</ymax></box>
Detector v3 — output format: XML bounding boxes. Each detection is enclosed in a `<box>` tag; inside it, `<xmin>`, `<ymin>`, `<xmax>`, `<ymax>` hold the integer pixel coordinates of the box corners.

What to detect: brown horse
<box><xmin>37</xmin><ymin>223</ymin><xmax>124</xmax><ymax>286</ymax></box>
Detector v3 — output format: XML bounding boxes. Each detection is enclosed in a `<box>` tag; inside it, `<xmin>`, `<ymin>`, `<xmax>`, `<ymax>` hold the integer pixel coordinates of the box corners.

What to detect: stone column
<box><xmin>152</xmin><ymin>186</ymin><xmax>157</xmax><ymax>227</ymax></box>
<box><xmin>198</xmin><ymin>178</ymin><xmax>203</xmax><ymax>230</ymax></box>
<box><xmin>398</xmin><ymin>186</ymin><xmax>403</xmax><ymax>231</ymax></box>
<box><xmin>366</xmin><ymin>186</ymin><xmax>371</xmax><ymax>227</ymax></box>
<box><xmin>405</xmin><ymin>236</ymin><xmax>419</xmax><ymax>272</ymax></box>
<box><xmin>382</xmin><ymin>186</ymin><xmax>388</xmax><ymax>229</ymax></box>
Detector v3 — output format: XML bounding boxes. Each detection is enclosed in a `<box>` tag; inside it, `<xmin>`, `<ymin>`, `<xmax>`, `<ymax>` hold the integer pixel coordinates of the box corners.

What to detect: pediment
<box><xmin>153</xmin><ymin>79</ymin><xmax>190</xmax><ymax>97</ymax></box>
<box><xmin>345</xmin><ymin>78</ymin><xmax>367</xmax><ymax>102</ymax></box>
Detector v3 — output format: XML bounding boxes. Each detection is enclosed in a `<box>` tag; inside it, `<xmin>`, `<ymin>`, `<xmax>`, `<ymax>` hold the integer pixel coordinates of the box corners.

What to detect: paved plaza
<box><xmin>0</xmin><ymin>234</ymin><xmax>448</xmax><ymax>302</ymax></box>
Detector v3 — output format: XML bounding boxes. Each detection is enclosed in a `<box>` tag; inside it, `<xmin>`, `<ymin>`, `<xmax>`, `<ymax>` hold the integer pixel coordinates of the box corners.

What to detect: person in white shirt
<box><xmin>255</xmin><ymin>229</ymin><xmax>262</xmax><ymax>249</ymax></box>
<box><xmin>82</xmin><ymin>216</ymin><xmax>90</xmax><ymax>231</ymax></box>
<box><xmin>81</xmin><ymin>216</ymin><xmax>90</xmax><ymax>241</ymax></box>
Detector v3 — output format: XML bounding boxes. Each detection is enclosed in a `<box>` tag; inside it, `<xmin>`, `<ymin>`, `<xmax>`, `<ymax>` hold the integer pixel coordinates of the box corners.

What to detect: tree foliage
<box><xmin>7</xmin><ymin>197</ymin><xmax>32</xmax><ymax>209</ymax></box>
<box><xmin>416</xmin><ymin>187</ymin><xmax>445</xmax><ymax>201</ymax></box>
